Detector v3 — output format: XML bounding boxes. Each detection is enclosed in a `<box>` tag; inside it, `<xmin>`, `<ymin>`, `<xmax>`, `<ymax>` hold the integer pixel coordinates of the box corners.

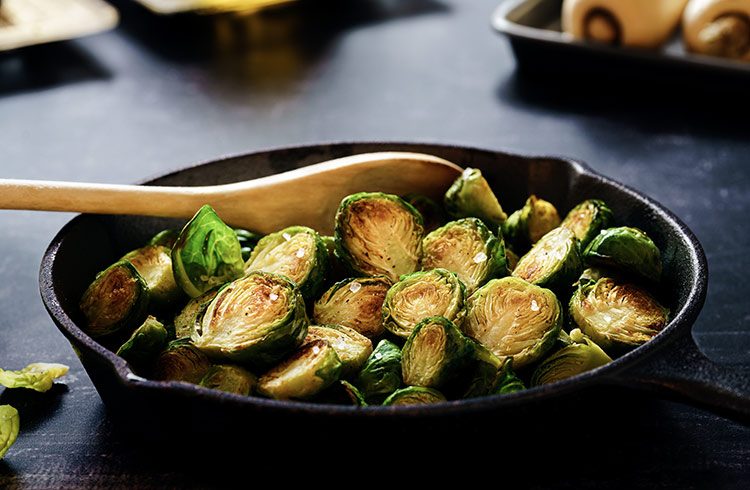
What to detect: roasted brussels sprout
<box><xmin>494</xmin><ymin>358</ymin><xmax>526</xmax><ymax>394</ymax></box>
<box><xmin>531</xmin><ymin>329</ymin><xmax>612</xmax><ymax>385</ymax></box>
<box><xmin>173</xmin><ymin>286</ymin><xmax>223</xmax><ymax>339</ymax></box>
<box><xmin>0</xmin><ymin>405</ymin><xmax>19</xmax><ymax>459</ymax></box>
<box><xmin>444</xmin><ymin>168</ymin><xmax>507</xmax><ymax>228</ymax></box>
<box><xmin>502</xmin><ymin>195</ymin><xmax>561</xmax><ymax>251</ymax></box>
<box><xmin>304</xmin><ymin>325</ymin><xmax>373</xmax><ymax>377</ymax></box>
<box><xmin>199</xmin><ymin>364</ymin><xmax>257</xmax><ymax>396</ymax></box>
<box><xmin>383</xmin><ymin>386</ymin><xmax>446</xmax><ymax>406</ymax></box>
<box><xmin>512</xmin><ymin>227</ymin><xmax>582</xmax><ymax>292</ymax></box>
<box><xmin>402</xmin><ymin>193</ymin><xmax>446</xmax><ymax>233</ymax></box>
<box><xmin>402</xmin><ymin>316</ymin><xmax>472</xmax><ymax>389</ymax></box>
<box><xmin>0</xmin><ymin>363</ymin><xmax>69</xmax><ymax>392</ymax></box>
<box><xmin>79</xmin><ymin>260</ymin><xmax>149</xmax><ymax>338</ymax></box>
<box><xmin>258</xmin><ymin>340</ymin><xmax>342</xmax><ymax>400</ymax></box>
<box><xmin>171</xmin><ymin>205</ymin><xmax>245</xmax><ymax>298</ymax></box>
<box><xmin>583</xmin><ymin>227</ymin><xmax>662</xmax><ymax>282</ymax></box>
<box><xmin>569</xmin><ymin>275</ymin><xmax>669</xmax><ymax>351</ymax></box>
<box><xmin>116</xmin><ymin>315</ymin><xmax>169</xmax><ymax>368</ymax></box>
<box><xmin>422</xmin><ymin>218</ymin><xmax>507</xmax><ymax>294</ymax></box>
<box><xmin>339</xmin><ymin>380</ymin><xmax>367</xmax><ymax>406</ymax></box>
<box><xmin>244</xmin><ymin>226</ymin><xmax>328</xmax><ymax>299</ymax></box>
<box><xmin>463</xmin><ymin>346</ymin><xmax>525</xmax><ymax>398</ymax></box>
<box><xmin>313</xmin><ymin>276</ymin><xmax>391</xmax><ymax>338</ymax></box>
<box><xmin>235</xmin><ymin>228</ymin><xmax>263</xmax><ymax>261</ymax></box>
<box><xmin>0</xmin><ymin>405</ymin><xmax>21</xmax><ymax>459</ymax></box>
<box><xmin>153</xmin><ymin>339</ymin><xmax>211</xmax><ymax>383</ymax></box>
<box><xmin>192</xmin><ymin>272</ymin><xmax>308</xmax><ymax>366</ymax></box>
<box><xmin>122</xmin><ymin>245</ymin><xmax>182</xmax><ymax>306</ymax></box>
<box><xmin>560</xmin><ymin>199</ymin><xmax>614</xmax><ymax>247</ymax></box>
<box><xmin>148</xmin><ymin>229</ymin><xmax>179</xmax><ymax>249</ymax></box>
<box><xmin>355</xmin><ymin>339</ymin><xmax>402</xmax><ymax>403</ymax></box>
<box><xmin>463</xmin><ymin>277</ymin><xmax>562</xmax><ymax>368</ymax></box>
<box><xmin>383</xmin><ymin>268</ymin><xmax>466</xmax><ymax>339</ymax></box>
<box><xmin>334</xmin><ymin>192</ymin><xmax>424</xmax><ymax>282</ymax></box>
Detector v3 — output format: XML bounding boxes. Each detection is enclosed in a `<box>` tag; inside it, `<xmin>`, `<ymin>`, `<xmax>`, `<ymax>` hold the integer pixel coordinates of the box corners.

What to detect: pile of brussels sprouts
<box><xmin>78</xmin><ymin>167</ymin><xmax>669</xmax><ymax>406</ymax></box>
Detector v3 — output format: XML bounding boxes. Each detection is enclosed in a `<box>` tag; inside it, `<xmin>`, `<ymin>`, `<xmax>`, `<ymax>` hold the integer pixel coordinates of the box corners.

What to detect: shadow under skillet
<box><xmin>495</xmin><ymin>70</ymin><xmax>750</xmax><ymax>142</ymax></box>
<box><xmin>0</xmin><ymin>42</ymin><xmax>111</xmax><ymax>97</ymax></box>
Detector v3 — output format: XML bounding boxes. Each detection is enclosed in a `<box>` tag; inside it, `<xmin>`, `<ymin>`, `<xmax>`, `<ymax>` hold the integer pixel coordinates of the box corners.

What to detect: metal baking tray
<box><xmin>0</xmin><ymin>0</ymin><xmax>118</xmax><ymax>52</ymax></box>
<box><xmin>133</xmin><ymin>0</ymin><xmax>297</xmax><ymax>15</ymax></box>
<box><xmin>492</xmin><ymin>0</ymin><xmax>750</xmax><ymax>82</ymax></box>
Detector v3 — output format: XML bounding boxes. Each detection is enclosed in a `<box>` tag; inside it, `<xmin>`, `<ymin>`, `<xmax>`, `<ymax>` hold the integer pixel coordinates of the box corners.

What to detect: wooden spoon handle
<box><xmin>0</xmin><ymin>179</ymin><xmax>206</xmax><ymax>220</ymax></box>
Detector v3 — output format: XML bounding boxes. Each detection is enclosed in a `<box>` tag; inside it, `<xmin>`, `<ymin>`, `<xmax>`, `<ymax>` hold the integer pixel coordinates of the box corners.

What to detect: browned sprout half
<box><xmin>334</xmin><ymin>192</ymin><xmax>424</xmax><ymax>282</ymax></box>
<box><xmin>422</xmin><ymin>218</ymin><xmax>508</xmax><ymax>294</ymax></box>
<box><xmin>531</xmin><ymin>328</ymin><xmax>612</xmax><ymax>385</ymax></box>
<box><xmin>569</xmin><ymin>274</ymin><xmax>669</xmax><ymax>351</ymax></box>
<box><xmin>382</xmin><ymin>268</ymin><xmax>466</xmax><ymax>339</ymax></box>
<box><xmin>153</xmin><ymin>339</ymin><xmax>211</xmax><ymax>384</ymax></box>
<box><xmin>560</xmin><ymin>199</ymin><xmax>614</xmax><ymax>247</ymax></box>
<box><xmin>257</xmin><ymin>340</ymin><xmax>342</xmax><ymax>400</ymax></box>
<box><xmin>444</xmin><ymin>168</ymin><xmax>507</xmax><ymax>228</ymax></box>
<box><xmin>313</xmin><ymin>276</ymin><xmax>392</xmax><ymax>338</ymax></box>
<box><xmin>463</xmin><ymin>277</ymin><xmax>562</xmax><ymax>368</ymax></box>
<box><xmin>512</xmin><ymin>227</ymin><xmax>582</xmax><ymax>292</ymax></box>
<box><xmin>79</xmin><ymin>260</ymin><xmax>149</xmax><ymax>338</ymax></box>
<box><xmin>401</xmin><ymin>316</ymin><xmax>472</xmax><ymax>389</ymax></box>
<box><xmin>122</xmin><ymin>245</ymin><xmax>182</xmax><ymax>307</ymax></box>
<box><xmin>304</xmin><ymin>325</ymin><xmax>373</xmax><ymax>377</ymax></box>
<box><xmin>199</xmin><ymin>364</ymin><xmax>257</xmax><ymax>396</ymax></box>
<box><xmin>502</xmin><ymin>195</ymin><xmax>561</xmax><ymax>251</ymax></box>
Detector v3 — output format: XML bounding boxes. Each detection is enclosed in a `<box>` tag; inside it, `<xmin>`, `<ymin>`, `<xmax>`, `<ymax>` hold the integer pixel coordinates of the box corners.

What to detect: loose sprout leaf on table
<box><xmin>76</xmin><ymin>163</ymin><xmax>670</xmax><ymax>406</ymax></box>
<box><xmin>0</xmin><ymin>405</ymin><xmax>19</xmax><ymax>460</ymax></box>
<box><xmin>0</xmin><ymin>363</ymin><xmax>69</xmax><ymax>392</ymax></box>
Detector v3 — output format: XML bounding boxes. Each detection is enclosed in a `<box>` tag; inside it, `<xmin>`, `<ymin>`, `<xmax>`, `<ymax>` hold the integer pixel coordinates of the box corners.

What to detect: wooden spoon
<box><xmin>0</xmin><ymin>152</ymin><xmax>463</xmax><ymax>234</ymax></box>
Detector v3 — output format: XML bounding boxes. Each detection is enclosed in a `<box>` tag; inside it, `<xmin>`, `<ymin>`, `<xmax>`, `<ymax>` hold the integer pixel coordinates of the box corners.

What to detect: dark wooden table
<box><xmin>0</xmin><ymin>0</ymin><xmax>748</xmax><ymax>487</ymax></box>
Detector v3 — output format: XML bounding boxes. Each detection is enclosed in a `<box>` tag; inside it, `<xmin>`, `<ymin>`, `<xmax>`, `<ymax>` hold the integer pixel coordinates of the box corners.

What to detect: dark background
<box><xmin>0</xmin><ymin>0</ymin><xmax>748</xmax><ymax>487</ymax></box>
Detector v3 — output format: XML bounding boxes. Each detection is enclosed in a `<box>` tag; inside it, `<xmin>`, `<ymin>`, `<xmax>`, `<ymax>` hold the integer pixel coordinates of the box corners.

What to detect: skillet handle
<box><xmin>610</xmin><ymin>330</ymin><xmax>750</xmax><ymax>423</ymax></box>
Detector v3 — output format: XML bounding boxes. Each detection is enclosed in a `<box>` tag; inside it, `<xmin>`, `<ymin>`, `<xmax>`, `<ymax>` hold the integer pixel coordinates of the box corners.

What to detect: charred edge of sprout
<box><xmin>79</xmin><ymin>260</ymin><xmax>150</xmax><ymax>338</ymax></box>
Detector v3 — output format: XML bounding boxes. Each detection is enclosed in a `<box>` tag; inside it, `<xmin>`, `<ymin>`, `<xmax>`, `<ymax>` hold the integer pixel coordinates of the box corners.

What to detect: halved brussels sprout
<box><xmin>304</xmin><ymin>325</ymin><xmax>373</xmax><ymax>377</ymax></box>
<box><xmin>116</xmin><ymin>315</ymin><xmax>169</xmax><ymax>368</ymax></box>
<box><xmin>560</xmin><ymin>199</ymin><xmax>614</xmax><ymax>247</ymax></box>
<box><xmin>402</xmin><ymin>193</ymin><xmax>446</xmax><ymax>233</ymax></box>
<box><xmin>0</xmin><ymin>363</ymin><xmax>69</xmax><ymax>392</ymax></box>
<box><xmin>153</xmin><ymin>339</ymin><xmax>211</xmax><ymax>384</ymax></box>
<box><xmin>402</xmin><ymin>316</ymin><xmax>472</xmax><ymax>389</ymax></box>
<box><xmin>512</xmin><ymin>227</ymin><xmax>582</xmax><ymax>292</ymax></box>
<box><xmin>355</xmin><ymin>339</ymin><xmax>402</xmax><ymax>403</ymax></box>
<box><xmin>422</xmin><ymin>218</ymin><xmax>507</xmax><ymax>294</ymax></box>
<box><xmin>334</xmin><ymin>192</ymin><xmax>424</xmax><ymax>282</ymax></box>
<box><xmin>193</xmin><ymin>272</ymin><xmax>308</xmax><ymax>366</ymax></box>
<box><xmin>0</xmin><ymin>405</ymin><xmax>19</xmax><ymax>459</ymax></box>
<box><xmin>244</xmin><ymin>226</ymin><xmax>328</xmax><ymax>299</ymax></box>
<box><xmin>171</xmin><ymin>205</ymin><xmax>245</xmax><ymax>298</ymax></box>
<box><xmin>383</xmin><ymin>386</ymin><xmax>446</xmax><ymax>406</ymax></box>
<box><xmin>313</xmin><ymin>276</ymin><xmax>391</xmax><ymax>338</ymax></box>
<box><xmin>199</xmin><ymin>364</ymin><xmax>257</xmax><ymax>396</ymax></box>
<box><xmin>502</xmin><ymin>195</ymin><xmax>561</xmax><ymax>251</ymax></box>
<box><xmin>531</xmin><ymin>329</ymin><xmax>612</xmax><ymax>385</ymax></box>
<box><xmin>383</xmin><ymin>268</ymin><xmax>466</xmax><ymax>339</ymax></box>
<box><xmin>79</xmin><ymin>260</ymin><xmax>149</xmax><ymax>338</ymax></box>
<box><xmin>257</xmin><ymin>340</ymin><xmax>342</xmax><ymax>400</ymax></box>
<box><xmin>148</xmin><ymin>229</ymin><xmax>179</xmax><ymax>249</ymax></box>
<box><xmin>235</xmin><ymin>228</ymin><xmax>263</xmax><ymax>262</ymax></box>
<box><xmin>569</xmin><ymin>275</ymin><xmax>669</xmax><ymax>350</ymax></box>
<box><xmin>444</xmin><ymin>168</ymin><xmax>507</xmax><ymax>228</ymax></box>
<box><xmin>173</xmin><ymin>286</ymin><xmax>223</xmax><ymax>339</ymax></box>
<box><xmin>122</xmin><ymin>245</ymin><xmax>182</xmax><ymax>306</ymax></box>
<box><xmin>463</xmin><ymin>277</ymin><xmax>562</xmax><ymax>368</ymax></box>
<box><xmin>583</xmin><ymin>227</ymin><xmax>662</xmax><ymax>282</ymax></box>
<box><xmin>494</xmin><ymin>358</ymin><xmax>526</xmax><ymax>395</ymax></box>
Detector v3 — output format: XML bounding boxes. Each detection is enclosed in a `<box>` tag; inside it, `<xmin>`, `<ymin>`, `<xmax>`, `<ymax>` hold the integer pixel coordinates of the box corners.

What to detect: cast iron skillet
<box><xmin>39</xmin><ymin>142</ymin><xmax>750</xmax><ymax>436</ymax></box>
